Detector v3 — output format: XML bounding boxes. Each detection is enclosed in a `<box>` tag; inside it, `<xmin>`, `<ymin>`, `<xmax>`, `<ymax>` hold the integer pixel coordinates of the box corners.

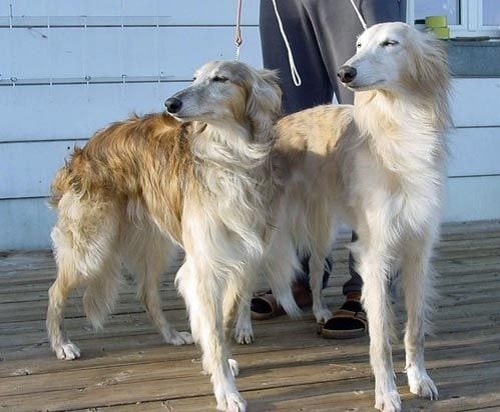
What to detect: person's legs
<box><xmin>260</xmin><ymin>0</ymin><xmax>333</xmax><ymax>114</ymax></box>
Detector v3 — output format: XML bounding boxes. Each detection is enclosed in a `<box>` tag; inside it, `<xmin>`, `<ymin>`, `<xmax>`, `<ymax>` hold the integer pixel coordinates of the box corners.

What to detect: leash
<box><xmin>271</xmin><ymin>0</ymin><xmax>302</xmax><ymax>86</ymax></box>
<box><xmin>234</xmin><ymin>0</ymin><xmax>243</xmax><ymax>61</ymax></box>
<box><xmin>349</xmin><ymin>0</ymin><xmax>368</xmax><ymax>30</ymax></box>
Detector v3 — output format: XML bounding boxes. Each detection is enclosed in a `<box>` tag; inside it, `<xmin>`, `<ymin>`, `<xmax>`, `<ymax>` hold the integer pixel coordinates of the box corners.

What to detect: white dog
<box><xmin>236</xmin><ymin>22</ymin><xmax>451</xmax><ymax>412</ymax></box>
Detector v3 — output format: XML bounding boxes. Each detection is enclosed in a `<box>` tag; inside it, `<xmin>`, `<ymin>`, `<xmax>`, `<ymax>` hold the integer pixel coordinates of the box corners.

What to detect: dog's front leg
<box><xmin>402</xmin><ymin>240</ymin><xmax>438</xmax><ymax>401</ymax></box>
<box><xmin>177</xmin><ymin>260</ymin><xmax>246</xmax><ymax>412</ymax></box>
<box><xmin>359</xmin><ymin>251</ymin><xmax>401</xmax><ymax>412</ymax></box>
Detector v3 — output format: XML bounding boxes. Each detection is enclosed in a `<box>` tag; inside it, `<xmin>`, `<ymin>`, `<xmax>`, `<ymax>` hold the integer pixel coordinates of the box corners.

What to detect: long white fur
<box><xmin>46</xmin><ymin>61</ymin><xmax>288</xmax><ymax>412</ymax></box>
<box><xmin>236</xmin><ymin>22</ymin><xmax>451</xmax><ymax>412</ymax></box>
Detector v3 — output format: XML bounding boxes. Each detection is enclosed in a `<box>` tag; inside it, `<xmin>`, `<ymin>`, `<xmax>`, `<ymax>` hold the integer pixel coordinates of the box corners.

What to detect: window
<box><xmin>407</xmin><ymin>0</ymin><xmax>500</xmax><ymax>38</ymax></box>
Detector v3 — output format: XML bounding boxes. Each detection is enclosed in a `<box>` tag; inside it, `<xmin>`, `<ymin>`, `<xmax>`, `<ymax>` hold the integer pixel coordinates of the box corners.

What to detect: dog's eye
<box><xmin>381</xmin><ymin>40</ymin><xmax>399</xmax><ymax>47</ymax></box>
<box><xmin>192</xmin><ymin>76</ymin><xmax>197</xmax><ymax>81</ymax></box>
<box><xmin>212</xmin><ymin>76</ymin><xmax>229</xmax><ymax>83</ymax></box>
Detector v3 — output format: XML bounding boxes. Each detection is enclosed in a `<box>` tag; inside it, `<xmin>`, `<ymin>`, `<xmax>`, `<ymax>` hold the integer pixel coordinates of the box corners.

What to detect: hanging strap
<box><xmin>234</xmin><ymin>0</ymin><xmax>243</xmax><ymax>60</ymax></box>
<box><xmin>271</xmin><ymin>0</ymin><xmax>368</xmax><ymax>88</ymax></box>
<box><xmin>349</xmin><ymin>0</ymin><xmax>368</xmax><ymax>30</ymax></box>
<box><xmin>271</xmin><ymin>0</ymin><xmax>302</xmax><ymax>86</ymax></box>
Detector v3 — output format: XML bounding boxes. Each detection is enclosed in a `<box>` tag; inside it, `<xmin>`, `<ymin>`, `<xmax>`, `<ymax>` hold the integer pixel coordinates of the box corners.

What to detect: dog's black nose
<box><xmin>165</xmin><ymin>97</ymin><xmax>182</xmax><ymax>114</ymax></box>
<box><xmin>337</xmin><ymin>66</ymin><xmax>357</xmax><ymax>83</ymax></box>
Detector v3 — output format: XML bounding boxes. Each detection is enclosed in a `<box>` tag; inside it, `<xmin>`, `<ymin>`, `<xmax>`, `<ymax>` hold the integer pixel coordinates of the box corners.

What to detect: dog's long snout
<box><xmin>165</xmin><ymin>97</ymin><xmax>183</xmax><ymax>114</ymax></box>
<box><xmin>337</xmin><ymin>65</ymin><xmax>357</xmax><ymax>83</ymax></box>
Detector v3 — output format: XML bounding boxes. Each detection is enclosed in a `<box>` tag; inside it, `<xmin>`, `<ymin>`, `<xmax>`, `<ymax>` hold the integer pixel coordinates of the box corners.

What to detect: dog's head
<box><xmin>337</xmin><ymin>22</ymin><xmax>448</xmax><ymax>97</ymax></box>
<box><xmin>165</xmin><ymin>61</ymin><xmax>281</xmax><ymax>138</ymax></box>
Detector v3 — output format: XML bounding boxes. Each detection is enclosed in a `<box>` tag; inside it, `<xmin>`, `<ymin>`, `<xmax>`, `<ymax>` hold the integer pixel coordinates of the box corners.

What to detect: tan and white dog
<box><xmin>46</xmin><ymin>61</ymin><xmax>290</xmax><ymax>412</ymax></box>
<box><xmin>236</xmin><ymin>22</ymin><xmax>451</xmax><ymax>412</ymax></box>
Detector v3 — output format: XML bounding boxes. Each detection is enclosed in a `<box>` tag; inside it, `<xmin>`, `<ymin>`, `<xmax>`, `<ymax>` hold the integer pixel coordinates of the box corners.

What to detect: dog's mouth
<box><xmin>344</xmin><ymin>79</ymin><xmax>385</xmax><ymax>91</ymax></box>
<box><xmin>166</xmin><ymin>110</ymin><xmax>213</xmax><ymax>124</ymax></box>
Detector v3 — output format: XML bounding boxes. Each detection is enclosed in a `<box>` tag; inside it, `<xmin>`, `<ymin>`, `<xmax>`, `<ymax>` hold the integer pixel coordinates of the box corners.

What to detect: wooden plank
<box><xmin>0</xmin><ymin>221</ymin><xmax>499</xmax><ymax>411</ymax></box>
<box><xmin>100</xmin><ymin>366</ymin><xmax>500</xmax><ymax>412</ymax></box>
<box><xmin>2</xmin><ymin>356</ymin><xmax>499</xmax><ymax>411</ymax></box>
<box><xmin>2</xmin><ymin>269</ymin><xmax>500</xmax><ymax>324</ymax></box>
<box><xmin>2</xmin><ymin>337</ymin><xmax>500</xmax><ymax>398</ymax></box>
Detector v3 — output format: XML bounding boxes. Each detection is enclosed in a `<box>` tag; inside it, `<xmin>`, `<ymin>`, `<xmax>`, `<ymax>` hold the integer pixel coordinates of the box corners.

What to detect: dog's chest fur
<box><xmin>183</xmin><ymin>124</ymin><xmax>274</xmax><ymax>262</ymax></box>
<box><xmin>349</xmin><ymin>101</ymin><xmax>446</xmax><ymax>232</ymax></box>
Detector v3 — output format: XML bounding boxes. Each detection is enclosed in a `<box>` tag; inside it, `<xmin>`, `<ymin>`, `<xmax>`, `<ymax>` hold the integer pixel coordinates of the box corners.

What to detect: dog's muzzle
<box><xmin>165</xmin><ymin>97</ymin><xmax>183</xmax><ymax>114</ymax></box>
<box><xmin>337</xmin><ymin>66</ymin><xmax>357</xmax><ymax>83</ymax></box>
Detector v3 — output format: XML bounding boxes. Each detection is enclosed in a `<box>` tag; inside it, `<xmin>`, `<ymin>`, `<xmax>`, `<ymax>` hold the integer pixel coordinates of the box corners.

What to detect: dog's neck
<box><xmin>189</xmin><ymin>120</ymin><xmax>273</xmax><ymax>172</ymax></box>
<box><xmin>354</xmin><ymin>89</ymin><xmax>450</xmax><ymax>140</ymax></box>
<box><xmin>186</xmin><ymin>120</ymin><xmax>275</xmax><ymax>256</ymax></box>
<box><xmin>352</xmin><ymin>89</ymin><xmax>449</xmax><ymax>182</ymax></box>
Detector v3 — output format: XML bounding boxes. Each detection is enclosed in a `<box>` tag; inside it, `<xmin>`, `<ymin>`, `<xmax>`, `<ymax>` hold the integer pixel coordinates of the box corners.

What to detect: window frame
<box><xmin>406</xmin><ymin>0</ymin><xmax>500</xmax><ymax>38</ymax></box>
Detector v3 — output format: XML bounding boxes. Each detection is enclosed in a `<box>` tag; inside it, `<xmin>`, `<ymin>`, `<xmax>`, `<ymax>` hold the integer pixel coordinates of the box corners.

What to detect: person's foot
<box><xmin>320</xmin><ymin>292</ymin><xmax>368</xmax><ymax>339</ymax></box>
<box><xmin>251</xmin><ymin>282</ymin><xmax>312</xmax><ymax>320</ymax></box>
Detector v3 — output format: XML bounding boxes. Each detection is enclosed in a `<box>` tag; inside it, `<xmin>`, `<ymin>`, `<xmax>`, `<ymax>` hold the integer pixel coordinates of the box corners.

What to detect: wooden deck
<box><xmin>1</xmin><ymin>220</ymin><xmax>500</xmax><ymax>412</ymax></box>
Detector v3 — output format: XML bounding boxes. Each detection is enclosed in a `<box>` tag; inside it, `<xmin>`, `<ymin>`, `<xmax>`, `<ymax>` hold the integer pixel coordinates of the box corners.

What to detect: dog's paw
<box><xmin>55</xmin><ymin>341</ymin><xmax>81</xmax><ymax>361</ymax></box>
<box><xmin>313</xmin><ymin>306</ymin><xmax>333</xmax><ymax>325</ymax></box>
<box><xmin>228</xmin><ymin>358</ymin><xmax>240</xmax><ymax>377</ymax></box>
<box><xmin>374</xmin><ymin>390</ymin><xmax>401</xmax><ymax>412</ymax></box>
<box><xmin>216</xmin><ymin>391</ymin><xmax>247</xmax><ymax>412</ymax></box>
<box><xmin>407</xmin><ymin>369</ymin><xmax>438</xmax><ymax>400</ymax></box>
<box><xmin>234</xmin><ymin>325</ymin><xmax>254</xmax><ymax>345</ymax></box>
<box><xmin>165</xmin><ymin>330</ymin><xmax>194</xmax><ymax>346</ymax></box>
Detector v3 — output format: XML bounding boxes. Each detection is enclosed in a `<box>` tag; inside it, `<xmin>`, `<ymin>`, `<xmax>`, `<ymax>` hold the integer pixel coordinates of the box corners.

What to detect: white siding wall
<box><xmin>1</xmin><ymin>1</ymin><xmax>499</xmax><ymax>249</ymax></box>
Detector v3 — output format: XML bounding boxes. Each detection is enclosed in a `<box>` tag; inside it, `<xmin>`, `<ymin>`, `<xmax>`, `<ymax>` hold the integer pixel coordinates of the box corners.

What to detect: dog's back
<box><xmin>50</xmin><ymin>113</ymin><xmax>190</xmax><ymax>221</ymax></box>
<box><xmin>47</xmin><ymin>112</ymin><xmax>197</xmax><ymax>360</ymax></box>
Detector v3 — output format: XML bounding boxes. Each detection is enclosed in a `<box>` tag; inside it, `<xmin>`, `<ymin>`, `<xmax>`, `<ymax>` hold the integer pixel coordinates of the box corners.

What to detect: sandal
<box><xmin>321</xmin><ymin>293</ymin><xmax>368</xmax><ymax>339</ymax></box>
<box><xmin>251</xmin><ymin>282</ymin><xmax>312</xmax><ymax>320</ymax></box>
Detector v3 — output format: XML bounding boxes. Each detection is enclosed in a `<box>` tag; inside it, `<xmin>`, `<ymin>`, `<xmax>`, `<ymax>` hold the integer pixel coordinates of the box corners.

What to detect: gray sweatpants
<box><xmin>260</xmin><ymin>0</ymin><xmax>403</xmax><ymax>109</ymax></box>
<box><xmin>259</xmin><ymin>0</ymin><xmax>403</xmax><ymax>295</ymax></box>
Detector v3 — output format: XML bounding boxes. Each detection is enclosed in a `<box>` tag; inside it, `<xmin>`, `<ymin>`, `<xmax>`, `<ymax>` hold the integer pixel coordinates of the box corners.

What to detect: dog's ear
<box><xmin>411</xmin><ymin>31</ymin><xmax>449</xmax><ymax>95</ymax></box>
<box><xmin>409</xmin><ymin>30</ymin><xmax>451</xmax><ymax>129</ymax></box>
<box><xmin>245</xmin><ymin>69</ymin><xmax>282</xmax><ymax>141</ymax></box>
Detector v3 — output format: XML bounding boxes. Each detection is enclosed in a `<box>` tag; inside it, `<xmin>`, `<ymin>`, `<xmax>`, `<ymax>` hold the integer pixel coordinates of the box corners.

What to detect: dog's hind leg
<box><xmin>304</xmin><ymin>202</ymin><xmax>335</xmax><ymax>324</ymax></box>
<box><xmin>122</xmin><ymin>223</ymin><xmax>193</xmax><ymax>346</ymax></box>
<box><xmin>47</xmin><ymin>197</ymin><xmax>120</xmax><ymax>360</ymax></box>
<box><xmin>177</xmin><ymin>259</ymin><xmax>246</xmax><ymax>412</ymax></box>
<box><xmin>309</xmin><ymin>252</ymin><xmax>333</xmax><ymax>325</ymax></box>
<box><xmin>402</xmin><ymin>238</ymin><xmax>438</xmax><ymax>400</ymax></box>
<box><xmin>47</xmin><ymin>234</ymin><xmax>83</xmax><ymax>360</ymax></box>
<box><xmin>359</xmin><ymin>246</ymin><xmax>401</xmax><ymax>412</ymax></box>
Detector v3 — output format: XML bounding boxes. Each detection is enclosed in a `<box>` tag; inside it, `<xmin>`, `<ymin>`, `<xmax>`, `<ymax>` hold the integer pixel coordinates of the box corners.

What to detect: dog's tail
<box><xmin>262</xmin><ymin>238</ymin><xmax>302</xmax><ymax>319</ymax></box>
<box><xmin>49</xmin><ymin>148</ymin><xmax>86</xmax><ymax>208</ymax></box>
<box><xmin>83</xmin><ymin>261</ymin><xmax>122</xmax><ymax>330</ymax></box>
